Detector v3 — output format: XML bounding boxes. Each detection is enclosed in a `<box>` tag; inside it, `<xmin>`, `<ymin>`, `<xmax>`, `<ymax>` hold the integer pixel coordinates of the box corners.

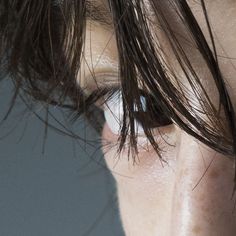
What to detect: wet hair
<box><xmin>1</xmin><ymin>1</ymin><xmax>236</xmax><ymax>163</ymax></box>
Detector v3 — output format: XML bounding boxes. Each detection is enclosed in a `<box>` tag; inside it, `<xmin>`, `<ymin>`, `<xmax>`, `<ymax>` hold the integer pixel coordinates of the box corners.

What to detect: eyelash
<box><xmin>84</xmin><ymin>86</ymin><xmax>173</xmax><ymax>135</ymax></box>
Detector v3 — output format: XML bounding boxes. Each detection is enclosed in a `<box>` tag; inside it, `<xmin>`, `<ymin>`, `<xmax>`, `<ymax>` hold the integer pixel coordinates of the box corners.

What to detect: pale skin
<box><xmin>80</xmin><ymin>1</ymin><xmax>236</xmax><ymax>235</ymax></box>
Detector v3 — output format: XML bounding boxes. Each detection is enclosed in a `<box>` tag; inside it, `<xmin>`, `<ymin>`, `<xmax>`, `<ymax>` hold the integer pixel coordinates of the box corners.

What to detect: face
<box><xmin>81</xmin><ymin>1</ymin><xmax>236</xmax><ymax>235</ymax></box>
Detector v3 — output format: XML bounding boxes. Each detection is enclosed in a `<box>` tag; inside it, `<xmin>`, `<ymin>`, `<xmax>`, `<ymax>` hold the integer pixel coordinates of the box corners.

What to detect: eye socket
<box><xmin>103</xmin><ymin>89</ymin><xmax>173</xmax><ymax>135</ymax></box>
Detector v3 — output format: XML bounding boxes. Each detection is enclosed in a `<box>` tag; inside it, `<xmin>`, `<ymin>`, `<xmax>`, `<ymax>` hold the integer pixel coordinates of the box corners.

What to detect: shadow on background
<box><xmin>0</xmin><ymin>79</ymin><xmax>125</xmax><ymax>236</ymax></box>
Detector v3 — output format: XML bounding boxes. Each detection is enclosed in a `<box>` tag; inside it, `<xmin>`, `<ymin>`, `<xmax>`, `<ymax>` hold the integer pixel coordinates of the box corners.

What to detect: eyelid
<box><xmin>83</xmin><ymin>75</ymin><xmax>121</xmax><ymax>113</ymax></box>
<box><xmin>91</xmin><ymin>85</ymin><xmax>121</xmax><ymax>103</ymax></box>
<box><xmin>83</xmin><ymin>72</ymin><xmax>120</xmax><ymax>95</ymax></box>
<box><xmin>94</xmin><ymin>72</ymin><xmax>120</xmax><ymax>86</ymax></box>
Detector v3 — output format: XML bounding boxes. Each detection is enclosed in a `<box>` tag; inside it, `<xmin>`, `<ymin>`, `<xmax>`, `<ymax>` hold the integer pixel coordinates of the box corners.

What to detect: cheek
<box><xmin>101</xmin><ymin>122</ymin><xmax>178</xmax><ymax>184</ymax></box>
<box><xmin>101</xmin><ymin>123</ymin><xmax>236</xmax><ymax>235</ymax></box>
<box><xmin>101</xmin><ymin>123</ymin><xmax>178</xmax><ymax>234</ymax></box>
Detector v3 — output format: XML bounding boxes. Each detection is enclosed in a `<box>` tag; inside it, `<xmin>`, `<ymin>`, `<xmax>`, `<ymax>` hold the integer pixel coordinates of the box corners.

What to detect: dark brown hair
<box><xmin>0</xmin><ymin>1</ymin><xmax>235</xmax><ymax>163</ymax></box>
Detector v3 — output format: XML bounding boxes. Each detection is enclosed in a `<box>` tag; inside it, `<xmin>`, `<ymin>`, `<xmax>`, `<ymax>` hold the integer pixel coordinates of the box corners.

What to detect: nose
<box><xmin>171</xmin><ymin>131</ymin><xmax>236</xmax><ymax>236</ymax></box>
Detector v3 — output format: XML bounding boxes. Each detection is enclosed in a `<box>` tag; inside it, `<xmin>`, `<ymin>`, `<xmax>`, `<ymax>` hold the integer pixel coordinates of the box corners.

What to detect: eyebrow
<box><xmin>86</xmin><ymin>0</ymin><xmax>113</xmax><ymax>28</ymax></box>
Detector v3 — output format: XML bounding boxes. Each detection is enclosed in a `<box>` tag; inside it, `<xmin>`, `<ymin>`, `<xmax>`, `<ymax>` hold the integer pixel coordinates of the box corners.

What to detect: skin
<box><xmin>81</xmin><ymin>1</ymin><xmax>236</xmax><ymax>235</ymax></box>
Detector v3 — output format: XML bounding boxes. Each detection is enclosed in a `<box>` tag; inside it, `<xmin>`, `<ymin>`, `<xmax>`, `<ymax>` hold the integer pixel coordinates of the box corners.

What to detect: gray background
<box><xmin>0</xmin><ymin>79</ymin><xmax>124</xmax><ymax>236</ymax></box>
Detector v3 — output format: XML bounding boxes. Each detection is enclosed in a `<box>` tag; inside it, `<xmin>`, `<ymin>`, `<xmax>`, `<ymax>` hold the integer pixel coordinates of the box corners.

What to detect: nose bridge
<box><xmin>170</xmin><ymin>131</ymin><xmax>236</xmax><ymax>236</ymax></box>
